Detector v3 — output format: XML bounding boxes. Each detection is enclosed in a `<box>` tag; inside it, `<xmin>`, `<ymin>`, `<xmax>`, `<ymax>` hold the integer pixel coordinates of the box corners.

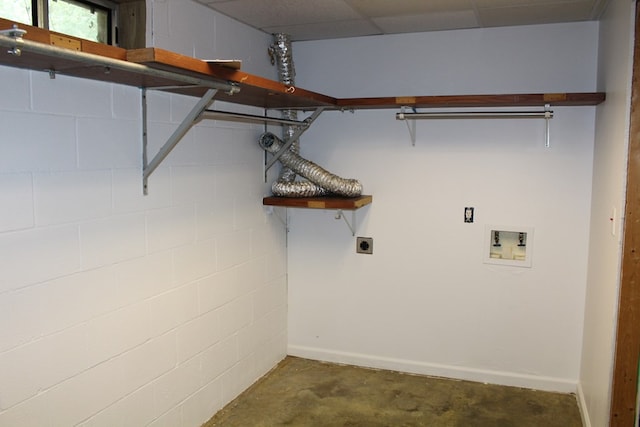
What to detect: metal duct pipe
<box><xmin>269</xmin><ymin>33</ymin><xmax>299</xmax><ymax>183</ymax></box>
<box><xmin>265</xmin><ymin>33</ymin><xmax>363</xmax><ymax>197</ymax></box>
<box><xmin>268</xmin><ymin>33</ymin><xmax>295</xmax><ymax>86</ymax></box>
<box><xmin>260</xmin><ymin>132</ymin><xmax>363</xmax><ymax>197</ymax></box>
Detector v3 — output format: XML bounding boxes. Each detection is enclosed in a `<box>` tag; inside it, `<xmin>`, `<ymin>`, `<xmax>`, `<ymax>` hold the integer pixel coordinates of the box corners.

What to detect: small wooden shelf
<box><xmin>263</xmin><ymin>195</ymin><xmax>372</xmax><ymax>210</ymax></box>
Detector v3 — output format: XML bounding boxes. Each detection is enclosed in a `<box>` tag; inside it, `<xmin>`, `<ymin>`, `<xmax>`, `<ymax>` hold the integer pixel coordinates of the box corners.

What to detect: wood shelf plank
<box><xmin>127</xmin><ymin>47</ymin><xmax>338</xmax><ymax>109</ymax></box>
<box><xmin>336</xmin><ymin>92</ymin><xmax>606</xmax><ymax>109</ymax></box>
<box><xmin>263</xmin><ymin>195</ymin><xmax>372</xmax><ymax>210</ymax></box>
<box><xmin>0</xmin><ymin>19</ymin><xmax>606</xmax><ymax>111</ymax></box>
<box><xmin>0</xmin><ymin>18</ymin><xmax>209</xmax><ymax>89</ymax></box>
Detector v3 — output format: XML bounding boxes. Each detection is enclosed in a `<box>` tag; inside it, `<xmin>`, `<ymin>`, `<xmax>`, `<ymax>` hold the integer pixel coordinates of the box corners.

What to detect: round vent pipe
<box><xmin>264</xmin><ymin>33</ymin><xmax>363</xmax><ymax>198</ymax></box>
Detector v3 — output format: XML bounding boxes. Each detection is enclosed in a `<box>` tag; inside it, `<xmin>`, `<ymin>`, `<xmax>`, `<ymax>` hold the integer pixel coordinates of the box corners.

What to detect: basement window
<box><xmin>49</xmin><ymin>0</ymin><xmax>114</xmax><ymax>45</ymax></box>
<box><xmin>1</xmin><ymin>0</ymin><xmax>118</xmax><ymax>45</ymax></box>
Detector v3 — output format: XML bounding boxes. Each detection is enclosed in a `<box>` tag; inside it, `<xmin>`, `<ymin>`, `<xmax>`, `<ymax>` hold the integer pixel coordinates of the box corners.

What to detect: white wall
<box><xmin>0</xmin><ymin>1</ymin><xmax>287</xmax><ymax>426</ymax></box>
<box><xmin>287</xmin><ymin>22</ymin><xmax>599</xmax><ymax>392</ymax></box>
<box><xmin>579</xmin><ymin>1</ymin><xmax>635</xmax><ymax>426</ymax></box>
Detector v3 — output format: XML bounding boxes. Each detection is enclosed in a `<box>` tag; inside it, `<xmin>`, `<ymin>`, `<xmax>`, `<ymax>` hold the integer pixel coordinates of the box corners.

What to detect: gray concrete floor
<box><xmin>204</xmin><ymin>356</ymin><xmax>583</xmax><ymax>427</ymax></box>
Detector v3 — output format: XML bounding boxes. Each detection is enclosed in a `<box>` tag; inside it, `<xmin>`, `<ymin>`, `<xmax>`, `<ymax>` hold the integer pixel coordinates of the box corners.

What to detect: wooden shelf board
<box><xmin>336</xmin><ymin>92</ymin><xmax>606</xmax><ymax>109</ymax></box>
<box><xmin>0</xmin><ymin>19</ymin><xmax>201</xmax><ymax>88</ymax></box>
<box><xmin>263</xmin><ymin>195</ymin><xmax>372</xmax><ymax>210</ymax></box>
<box><xmin>0</xmin><ymin>19</ymin><xmax>606</xmax><ymax>111</ymax></box>
<box><xmin>127</xmin><ymin>47</ymin><xmax>338</xmax><ymax>109</ymax></box>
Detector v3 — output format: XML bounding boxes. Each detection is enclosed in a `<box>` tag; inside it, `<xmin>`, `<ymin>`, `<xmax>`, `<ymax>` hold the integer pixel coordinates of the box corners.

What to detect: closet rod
<box><xmin>0</xmin><ymin>29</ymin><xmax>238</xmax><ymax>94</ymax></box>
<box><xmin>200</xmin><ymin>109</ymin><xmax>307</xmax><ymax>126</ymax></box>
<box><xmin>396</xmin><ymin>110</ymin><xmax>554</xmax><ymax>120</ymax></box>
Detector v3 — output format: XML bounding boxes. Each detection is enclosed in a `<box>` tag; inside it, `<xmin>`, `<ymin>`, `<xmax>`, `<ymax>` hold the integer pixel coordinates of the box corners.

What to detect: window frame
<box><xmin>27</xmin><ymin>0</ymin><xmax>119</xmax><ymax>45</ymax></box>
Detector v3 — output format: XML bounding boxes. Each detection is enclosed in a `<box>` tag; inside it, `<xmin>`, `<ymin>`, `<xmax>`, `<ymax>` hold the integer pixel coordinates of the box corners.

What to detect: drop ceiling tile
<box><xmin>209</xmin><ymin>0</ymin><xmax>363</xmax><ymax>28</ymax></box>
<box><xmin>373</xmin><ymin>10</ymin><xmax>479</xmax><ymax>34</ymax></box>
<box><xmin>477</xmin><ymin>2</ymin><xmax>594</xmax><ymax>27</ymax></box>
<box><xmin>474</xmin><ymin>0</ymin><xmax>581</xmax><ymax>6</ymax></box>
<box><xmin>195</xmin><ymin>0</ymin><xmax>233</xmax><ymax>4</ymax></box>
<box><xmin>346</xmin><ymin>0</ymin><xmax>474</xmax><ymax>17</ymax></box>
<box><xmin>198</xmin><ymin>0</ymin><xmax>611</xmax><ymax>41</ymax></box>
<box><xmin>264</xmin><ymin>19</ymin><xmax>382</xmax><ymax>41</ymax></box>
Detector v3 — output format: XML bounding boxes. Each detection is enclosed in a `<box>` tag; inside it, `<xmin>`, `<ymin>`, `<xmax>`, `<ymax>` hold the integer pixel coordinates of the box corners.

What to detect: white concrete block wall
<box><xmin>0</xmin><ymin>1</ymin><xmax>287</xmax><ymax>425</ymax></box>
<box><xmin>288</xmin><ymin>22</ymin><xmax>599</xmax><ymax>393</ymax></box>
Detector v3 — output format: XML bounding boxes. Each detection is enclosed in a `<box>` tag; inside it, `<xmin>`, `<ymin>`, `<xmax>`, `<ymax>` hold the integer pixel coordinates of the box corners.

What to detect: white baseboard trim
<box><xmin>288</xmin><ymin>345</ymin><xmax>578</xmax><ymax>394</ymax></box>
<box><xmin>576</xmin><ymin>382</ymin><xmax>592</xmax><ymax>427</ymax></box>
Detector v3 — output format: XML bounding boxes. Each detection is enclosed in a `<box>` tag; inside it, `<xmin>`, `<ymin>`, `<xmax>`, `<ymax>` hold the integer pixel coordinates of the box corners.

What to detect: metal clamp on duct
<box><xmin>259</xmin><ymin>132</ymin><xmax>363</xmax><ymax>197</ymax></box>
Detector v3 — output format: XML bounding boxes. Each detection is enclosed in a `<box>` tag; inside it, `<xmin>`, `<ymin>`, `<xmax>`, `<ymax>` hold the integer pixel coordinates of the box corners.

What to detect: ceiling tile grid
<box><xmin>193</xmin><ymin>0</ymin><xmax>611</xmax><ymax>41</ymax></box>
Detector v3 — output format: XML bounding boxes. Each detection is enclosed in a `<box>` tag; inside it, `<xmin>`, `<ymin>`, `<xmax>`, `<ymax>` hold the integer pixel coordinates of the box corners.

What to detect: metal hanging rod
<box><xmin>200</xmin><ymin>109</ymin><xmax>308</xmax><ymax>126</ymax></box>
<box><xmin>0</xmin><ymin>27</ymin><xmax>238</xmax><ymax>94</ymax></box>
<box><xmin>396</xmin><ymin>110</ymin><xmax>554</xmax><ymax>120</ymax></box>
<box><xmin>396</xmin><ymin>104</ymin><xmax>553</xmax><ymax>148</ymax></box>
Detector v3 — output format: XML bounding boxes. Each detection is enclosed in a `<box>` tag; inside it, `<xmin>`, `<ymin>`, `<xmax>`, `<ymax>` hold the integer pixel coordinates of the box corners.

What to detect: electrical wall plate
<box><xmin>356</xmin><ymin>237</ymin><xmax>373</xmax><ymax>254</ymax></box>
<box><xmin>464</xmin><ymin>207</ymin><xmax>474</xmax><ymax>223</ymax></box>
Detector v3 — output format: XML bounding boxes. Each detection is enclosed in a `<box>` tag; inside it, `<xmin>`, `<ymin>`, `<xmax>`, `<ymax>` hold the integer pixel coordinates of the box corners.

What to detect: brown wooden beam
<box><xmin>610</xmin><ymin>2</ymin><xmax>640</xmax><ymax>425</ymax></box>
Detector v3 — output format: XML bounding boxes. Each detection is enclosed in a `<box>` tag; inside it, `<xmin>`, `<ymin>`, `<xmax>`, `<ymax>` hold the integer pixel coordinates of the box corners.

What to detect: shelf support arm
<box><xmin>335</xmin><ymin>209</ymin><xmax>357</xmax><ymax>236</ymax></box>
<box><xmin>143</xmin><ymin>88</ymin><xmax>218</xmax><ymax>194</ymax></box>
<box><xmin>265</xmin><ymin>106</ymin><xmax>326</xmax><ymax>172</ymax></box>
<box><xmin>398</xmin><ymin>106</ymin><xmax>417</xmax><ymax>146</ymax></box>
<box><xmin>544</xmin><ymin>104</ymin><xmax>551</xmax><ymax>148</ymax></box>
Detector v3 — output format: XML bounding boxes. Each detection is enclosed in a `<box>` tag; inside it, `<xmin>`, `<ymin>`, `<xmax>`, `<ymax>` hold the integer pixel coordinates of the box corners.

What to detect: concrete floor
<box><xmin>203</xmin><ymin>356</ymin><xmax>583</xmax><ymax>427</ymax></box>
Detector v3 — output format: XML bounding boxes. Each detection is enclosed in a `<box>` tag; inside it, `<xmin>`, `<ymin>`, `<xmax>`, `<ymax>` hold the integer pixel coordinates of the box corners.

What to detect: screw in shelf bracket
<box><xmin>46</xmin><ymin>69</ymin><xmax>56</xmax><ymax>79</ymax></box>
<box><xmin>226</xmin><ymin>82</ymin><xmax>240</xmax><ymax>95</ymax></box>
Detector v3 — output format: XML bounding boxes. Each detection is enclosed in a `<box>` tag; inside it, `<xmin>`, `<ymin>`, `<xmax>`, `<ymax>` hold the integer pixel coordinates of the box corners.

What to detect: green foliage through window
<box><xmin>1</xmin><ymin>0</ymin><xmax>116</xmax><ymax>45</ymax></box>
<box><xmin>0</xmin><ymin>0</ymin><xmax>32</xmax><ymax>26</ymax></box>
<box><xmin>49</xmin><ymin>0</ymin><xmax>110</xmax><ymax>44</ymax></box>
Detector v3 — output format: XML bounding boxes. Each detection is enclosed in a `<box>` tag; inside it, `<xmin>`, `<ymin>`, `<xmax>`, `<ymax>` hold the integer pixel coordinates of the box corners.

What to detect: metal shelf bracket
<box><xmin>141</xmin><ymin>91</ymin><xmax>323</xmax><ymax>195</ymax></box>
<box><xmin>265</xmin><ymin>206</ymin><xmax>289</xmax><ymax>232</ymax></box>
<box><xmin>396</xmin><ymin>104</ymin><xmax>554</xmax><ymax>147</ymax></box>
<box><xmin>335</xmin><ymin>209</ymin><xmax>357</xmax><ymax>236</ymax></box>
<box><xmin>264</xmin><ymin>107</ymin><xmax>326</xmax><ymax>172</ymax></box>
<box><xmin>398</xmin><ymin>106</ymin><xmax>417</xmax><ymax>146</ymax></box>
<box><xmin>142</xmin><ymin>87</ymin><xmax>219</xmax><ymax>195</ymax></box>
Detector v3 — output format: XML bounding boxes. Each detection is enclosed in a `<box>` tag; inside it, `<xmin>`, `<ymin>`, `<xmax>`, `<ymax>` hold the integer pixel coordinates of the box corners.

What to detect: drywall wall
<box><xmin>579</xmin><ymin>1</ymin><xmax>635</xmax><ymax>426</ymax></box>
<box><xmin>287</xmin><ymin>22</ymin><xmax>598</xmax><ymax>392</ymax></box>
<box><xmin>0</xmin><ymin>1</ymin><xmax>286</xmax><ymax>426</ymax></box>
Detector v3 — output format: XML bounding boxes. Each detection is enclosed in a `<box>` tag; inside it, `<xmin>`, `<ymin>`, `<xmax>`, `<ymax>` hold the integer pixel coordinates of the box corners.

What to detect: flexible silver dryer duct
<box><xmin>268</xmin><ymin>33</ymin><xmax>298</xmax><ymax>183</ymax></box>
<box><xmin>265</xmin><ymin>33</ymin><xmax>363</xmax><ymax>198</ymax></box>
<box><xmin>260</xmin><ymin>132</ymin><xmax>363</xmax><ymax>197</ymax></box>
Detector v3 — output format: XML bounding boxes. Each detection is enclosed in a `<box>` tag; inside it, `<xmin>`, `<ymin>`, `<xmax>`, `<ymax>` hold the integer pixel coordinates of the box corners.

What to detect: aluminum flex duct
<box><xmin>265</xmin><ymin>33</ymin><xmax>363</xmax><ymax>198</ymax></box>
<box><xmin>260</xmin><ymin>132</ymin><xmax>363</xmax><ymax>197</ymax></box>
<box><xmin>269</xmin><ymin>33</ymin><xmax>298</xmax><ymax>183</ymax></box>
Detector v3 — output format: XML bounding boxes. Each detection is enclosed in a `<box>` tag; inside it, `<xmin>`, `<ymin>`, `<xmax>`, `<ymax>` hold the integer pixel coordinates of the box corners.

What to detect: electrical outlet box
<box><xmin>356</xmin><ymin>237</ymin><xmax>373</xmax><ymax>254</ymax></box>
<box><xmin>464</xmin><ymin>207</ymin><xmax>474</xmax><ymax>223</ymax></box>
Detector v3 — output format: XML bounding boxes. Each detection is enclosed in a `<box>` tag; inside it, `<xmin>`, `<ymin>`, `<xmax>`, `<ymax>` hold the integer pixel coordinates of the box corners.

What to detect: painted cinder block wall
<box><xmin>0</xmin><ymin>1</ymin><xmax>287</xmax><ymax>426</ymax></box>
<box><xmin>288</xmin><ymin>21</ymin><xmax>599</xmax><ymax>393</ymax></box>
